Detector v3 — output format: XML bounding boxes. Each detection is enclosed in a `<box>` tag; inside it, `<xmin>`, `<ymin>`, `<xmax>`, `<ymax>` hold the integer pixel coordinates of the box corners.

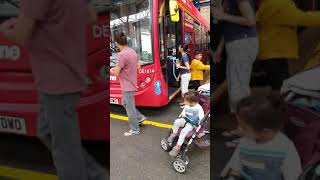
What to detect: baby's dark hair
<box><xmin>236</xmin><ymin>93</ymin><xmax>286</xmax><ymax>131</ymax></box>
<box><xmin>183</xmin><ymin>90</ymin><xmax>199</xmax><ymax>103</ymax></box>
<box><xmin>114</xmin><ymin>32</ymin><xmax>128</xmax><ymax>46</ymax></box>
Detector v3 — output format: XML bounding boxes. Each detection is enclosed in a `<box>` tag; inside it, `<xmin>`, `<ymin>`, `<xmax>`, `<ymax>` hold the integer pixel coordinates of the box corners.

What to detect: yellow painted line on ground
<box><xmin>0</xmin><ymin>166</ymin><xmax>57</xmax><ymax>180</ymax></box>
<box><xmin>110</xmin><ymin>114</ymin><xmax>173</xmax><ymax>129</ymax></box>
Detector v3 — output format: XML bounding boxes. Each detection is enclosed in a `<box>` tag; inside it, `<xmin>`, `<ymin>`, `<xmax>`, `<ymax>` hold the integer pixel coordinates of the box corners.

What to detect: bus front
<box><xmin>110</xmin><ymin>0</ymin><xmax>169</xmax><ymax>107</ymax></box>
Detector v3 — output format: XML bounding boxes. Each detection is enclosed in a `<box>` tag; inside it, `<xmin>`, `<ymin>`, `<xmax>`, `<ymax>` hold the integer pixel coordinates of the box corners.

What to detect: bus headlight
<box><xmin>99</xmin><ymin>64</ymin><xmax>109</xmax><ymax>80</ymax></box>
<box><xmin>140</xmin><ymin>82</ymin><xmax>146</xmax><ymax>88</ymax></box>
<box><xmin>145</xmin><ymin>76</ymin><xmax>151</xmax><ymax>83</ymax></box>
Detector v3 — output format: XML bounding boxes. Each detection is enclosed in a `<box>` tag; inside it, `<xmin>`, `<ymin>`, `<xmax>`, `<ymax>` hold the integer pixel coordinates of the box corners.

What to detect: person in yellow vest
<box><xmin>190</xmin><ymin>51</ymin><xmax>210</xmax><ymax>90</ymax></box>
<box><xmin>252</xmin><ymin>0</ymin><xmax>320</xmax><ymax>90</ymax></box>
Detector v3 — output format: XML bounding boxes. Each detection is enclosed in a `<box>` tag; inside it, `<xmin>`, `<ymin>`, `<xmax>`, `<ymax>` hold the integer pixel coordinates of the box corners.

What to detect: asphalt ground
<box><xmin>0</xmin><ymin>134</ymin><xmax>109</xmax><ymax>180</ymax></box>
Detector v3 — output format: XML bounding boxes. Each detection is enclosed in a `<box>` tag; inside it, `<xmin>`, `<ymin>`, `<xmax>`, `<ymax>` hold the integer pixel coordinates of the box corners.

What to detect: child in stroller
<box><xmin>221</xmin><ymin>65</ymin><xmax>320</xmax><ymax>180</ymax></box>
<box><xmin>221</xmin><ymin>94</ymin><xmax>302</xmax><ymax>180</ymax></box>
<box><xmin>160</xmin><ymin>89</ymin><xmax>210</xmax><ymax>173</ymax></box>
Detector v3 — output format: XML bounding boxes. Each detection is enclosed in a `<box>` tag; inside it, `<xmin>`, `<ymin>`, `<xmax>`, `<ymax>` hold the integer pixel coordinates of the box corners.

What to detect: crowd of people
<box><xmin>212</xmin><ymin>0</ymin><xmax>320</xmax><ymax>179</ymax></box>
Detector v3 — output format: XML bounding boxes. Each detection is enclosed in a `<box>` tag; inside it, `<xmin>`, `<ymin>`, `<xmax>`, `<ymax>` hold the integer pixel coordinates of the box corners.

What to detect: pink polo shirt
<box><xmin>116</xmin><ymin>47</ymin><xmax>139</xmax><ymax>92</ymax></box>
<box><xmin>21</xmin><ymin>0</ymin><xmax>89</xmax><ymax>94</ymax></box>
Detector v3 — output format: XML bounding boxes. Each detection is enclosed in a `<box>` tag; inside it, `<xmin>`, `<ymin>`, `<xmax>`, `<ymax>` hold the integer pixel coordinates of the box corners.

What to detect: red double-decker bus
<box><xmin>110</xmin><ymin>0</ymin><xmax>210</xmax><ymax>107</ymax></box>
<box><xmin>0</xmin><ymin>0</ymin><xmax>109</xmax><ymax>141</ymax></box>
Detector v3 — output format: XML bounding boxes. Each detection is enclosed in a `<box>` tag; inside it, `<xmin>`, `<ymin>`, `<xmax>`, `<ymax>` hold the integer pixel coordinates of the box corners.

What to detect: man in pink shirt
<box><xmin>0</xmin><ymin>0</ymin><xmax>108</xmax><ymax>179</ymax></box>
<box><xmin>110</xmin><ymin>32</ymin><xmax>146</xmax><ymax>136</ymax></box>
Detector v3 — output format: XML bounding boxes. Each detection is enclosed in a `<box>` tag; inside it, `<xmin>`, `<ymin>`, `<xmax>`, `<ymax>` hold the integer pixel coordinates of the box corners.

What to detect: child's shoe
<box><xmin>169</xmin><ymin>146</ymin><xmax>180</xmax><ymax>157</ymax></box>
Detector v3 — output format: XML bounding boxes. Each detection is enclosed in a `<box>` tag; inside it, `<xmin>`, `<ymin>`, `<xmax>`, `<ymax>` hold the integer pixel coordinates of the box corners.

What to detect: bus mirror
<box><xmin>169</xmin><ymin>0</ymin><xmax>179</xmax><ymax>22</ymax></box>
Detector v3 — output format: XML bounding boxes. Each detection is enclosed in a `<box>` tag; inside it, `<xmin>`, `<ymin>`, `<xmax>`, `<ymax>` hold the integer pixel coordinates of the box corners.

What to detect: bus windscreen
<box><xmin>110</xmin><ymin>0</ymin><xmax>153</xmax><ymax>67</ymax></box>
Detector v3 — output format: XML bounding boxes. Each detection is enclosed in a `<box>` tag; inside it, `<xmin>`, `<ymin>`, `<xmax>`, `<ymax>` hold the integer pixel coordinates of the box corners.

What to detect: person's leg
<box><xmin>224</xmin><ymin>38</ymin><xmax>258</xmax><ymax>144</ymax></box>
<box><xmin>169</xmin><ymin>123</ymin><xmax>193</xmax><ymax>156</ymax></box>
<box><xmin>250</xmin><ymin>60</ymin><xmax>268</xmax><ymax>87</ymax></box>
<box><xmin>167</xmin><ymin>118</ymin><xmax>186</xmax><ymax>143</ymax></box>
<box><xmin>176</xmin><ymin>123</ymin><xmax>193</xmax><ymax>147</ymax></box>
<box><xmin>189</xmin><ymin>80</ymin><xmax>195</xmax><ymax>90</ymax></box>
<box><xmin>194</xmin><ymin>80</ymin><xmax>201</xmax><ymax>90</ymax></box>
<box><xmin>225</xmin><ymin>38</ymin><xmax>258</xmax><ymax>113</ymax></box>
<box><xmin>180</xmin><ymin>73</ymin><xmax>191</xmax><ymax>97</ymax></box>
<box><xmin>269</xmin><ymin>59</ymin><xmax>289</xmax><ymax>91</ymax></box>
<box><xmin>122</xmin><ymin>91</ymin><xmax>140</xmax><ymax>134</ymax></box>
<box><xmin>37</xmin><ymin>93</ymin><xmax>108</xmax><ymax>180</ymax></box>
<box><xmin>172</xmin><ymin>118</ymin><xmax>186</xmax><ymax>135</ymax></box>
<box><xmin>135</xmin><ymin>107</ymin><xmax>146</xmax><ymax>122</ymax></box>
<box><xmin>38</xmin><ymin>93</ymin><xmax>87</xmax><ymax>180</ymax></box>
<box><xmin>180</xmin><ymin>74</ymin><xmax>188</xmax><ymax>105</ymax></box>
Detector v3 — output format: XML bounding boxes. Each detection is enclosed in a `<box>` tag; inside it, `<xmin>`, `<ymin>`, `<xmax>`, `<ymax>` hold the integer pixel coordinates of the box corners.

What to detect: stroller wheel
<box><xmin>173</xmin><ymin>158</ymin><xmax>188</xmax><ymax>174</ymax></box>
<box><xmin>161</xmin><ymin>138</ymin><xmax>171</xmax><ymax>152</ymax></box>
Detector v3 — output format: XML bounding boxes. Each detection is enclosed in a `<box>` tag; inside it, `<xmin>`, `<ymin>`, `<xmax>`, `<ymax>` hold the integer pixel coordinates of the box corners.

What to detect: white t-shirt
<box><xmin>180</xmin><ymin>103</ymin><xmax>204</xmax><ymax>125</ymax></box>
<box><xmin>229</xmin><ymin>132</ymin><xmax>302</xmax><ymax>180</ymax></box>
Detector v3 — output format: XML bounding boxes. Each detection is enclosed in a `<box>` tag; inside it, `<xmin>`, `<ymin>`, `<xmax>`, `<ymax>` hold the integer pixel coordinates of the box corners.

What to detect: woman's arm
<box><xmin>176</xmin><ymin>56</ymin><xmax>190</xmax><ymax>70</ymax></box>
<box><xmin>212</xmin><ymin>0</ymin><xmax>256</xmax><ymax>27</ymax></box>
<box><xmin>213</xmin><ymin>37</ymin><xmax>224</xmax><ymax>64</ymax></box>
<box><xmin>177</xmin><ymin>62</ymin><xmax>190</xmax><ymax>70</ymax></box>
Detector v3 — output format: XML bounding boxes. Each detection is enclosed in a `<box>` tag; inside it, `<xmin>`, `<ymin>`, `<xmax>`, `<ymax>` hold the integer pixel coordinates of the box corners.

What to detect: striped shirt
<box><xmin>229</xmin><ymin>132</ymin><xmax>302</xmax><ymax>180</ymax></box>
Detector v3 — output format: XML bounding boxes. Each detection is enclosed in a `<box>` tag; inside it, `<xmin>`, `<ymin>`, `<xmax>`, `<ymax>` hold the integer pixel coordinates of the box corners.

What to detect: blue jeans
<box><xmin>37</xmin><ymin>92</ymin><xmax>108</xmax><ymax>180</ymax></box>
<box><xmin>122</xmin><ymin>91</ymin><xmax>145</xmax><ymax>132</ymax></box>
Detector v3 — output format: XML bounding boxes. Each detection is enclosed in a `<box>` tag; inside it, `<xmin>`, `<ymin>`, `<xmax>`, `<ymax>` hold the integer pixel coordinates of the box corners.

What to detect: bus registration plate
<box><xmin>0</xmin><ymin>116</ymin><xmax>27</xmax><ymax>135</ymax></box>
<box><xmin>110</xmin><ymin>98</ymin><xmax>119</xmax><ymax>104</ymax></box>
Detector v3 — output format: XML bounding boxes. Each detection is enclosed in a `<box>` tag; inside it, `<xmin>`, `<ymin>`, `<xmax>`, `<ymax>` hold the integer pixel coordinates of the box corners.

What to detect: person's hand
<box><xmin>212</xmin><ymin>7</ymin><xmax>227</xmax><ymax>20</ymax></box>
<box><xmin>176</xmin><ymin>63</ymin><xmax>181</xmax><ymax>69</ymax></box>
<box><xmin>0</xmin><ymin>18</ymin><xmax>17</xmax><ymax>33</ymax></box>
<box><xmin>213</xmin><ymin>50</ymin><xmax>222</xmax><ymax>64</ymax></box>
<box><xmin>211</xmin><ymin>47</ymin><xmax>223</xmax><ymax>64</ymax></box>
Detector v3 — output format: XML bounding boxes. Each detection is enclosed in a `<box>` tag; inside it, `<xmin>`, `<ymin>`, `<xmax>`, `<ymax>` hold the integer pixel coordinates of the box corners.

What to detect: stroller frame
<box><xmin>161</xmin><ymin>113</ymin><xmax>210</xmax><ymax>174</ymax></box>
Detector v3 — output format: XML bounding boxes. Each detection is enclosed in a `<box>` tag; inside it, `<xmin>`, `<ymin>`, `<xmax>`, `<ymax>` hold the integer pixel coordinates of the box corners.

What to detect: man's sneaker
<box><xmin>139</xmin><ymin>116</ymin><xmax>146</xmax><ymax>123</ymax></box>
<box><xmin>169</xmin><ymin>146</ymin><xmax>180</xmax><ymax>157</ymax></box>
<box><xmin>124</xmin><ymin>129</ymin><xmax>140</xmax><ymax>136</ymax></box>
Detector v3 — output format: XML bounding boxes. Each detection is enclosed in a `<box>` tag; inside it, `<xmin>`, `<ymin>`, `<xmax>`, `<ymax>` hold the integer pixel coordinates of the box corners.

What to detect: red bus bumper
<box><xmin>0</xmin><ymin>91</ymin><xmax>108</xmax><ymax>141</ymax></box>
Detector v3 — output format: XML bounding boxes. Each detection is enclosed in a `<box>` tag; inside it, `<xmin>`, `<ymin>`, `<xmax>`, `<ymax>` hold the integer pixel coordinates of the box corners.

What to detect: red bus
<box><xmin>110</xmin><ymin>0</ymin><xmax>210</xmax><ymax>107</ymax></box>
<box><xmin>0</xmin><ymin>0</ymin><xmax>109</xmax><ymax>141</ymax></box>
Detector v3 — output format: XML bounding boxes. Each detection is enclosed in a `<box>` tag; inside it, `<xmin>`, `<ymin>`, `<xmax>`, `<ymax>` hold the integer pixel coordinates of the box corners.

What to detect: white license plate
<box><xmin>110</xmin><ymin>98</ymin><xmax>119</xmax><ymax>104</ymax></box>
<box><xmin>0</xmin><ymin>116</ymin><xmax>27</xmax><ymax>135</ymax></box>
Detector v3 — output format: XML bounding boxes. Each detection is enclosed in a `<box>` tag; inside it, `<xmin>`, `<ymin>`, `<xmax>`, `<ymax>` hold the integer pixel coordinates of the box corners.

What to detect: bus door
<box><xmin>164</xmin><ymin>0</ymin><xmax>183</xmax><ymax>98</ymax></box>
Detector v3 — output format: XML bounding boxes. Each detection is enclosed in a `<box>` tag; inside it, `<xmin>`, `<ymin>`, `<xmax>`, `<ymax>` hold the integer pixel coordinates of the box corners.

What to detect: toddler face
<box><xmin>237</xmin><ymin>115</ymin><xmax>277</xmax><ymax>142</ymax></box>
<box><xmin>237</xmin><ymin>116</ymin><xmax>258</xmax><ymax>140</ymax></box>
<box><xmin>196</xmin><ymin>54</ymin><xmax>202</xmax><ymax>60</ymax></box>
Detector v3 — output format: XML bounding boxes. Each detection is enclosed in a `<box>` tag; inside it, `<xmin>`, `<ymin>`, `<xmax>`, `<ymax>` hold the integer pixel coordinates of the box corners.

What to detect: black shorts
<box><xmin>190</xmin><ymin>80</ymin><xmax>201</xmax><ymax>90</ymax></box>
<box><xmin>250</xmin><ymin>58</ymin><xmax>289</xmax><ymax>90</ymax></box>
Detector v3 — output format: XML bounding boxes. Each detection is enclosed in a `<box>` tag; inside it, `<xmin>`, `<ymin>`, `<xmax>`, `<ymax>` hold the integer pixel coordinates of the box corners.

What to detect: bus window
<box><xmin>0</xmin><ymin>0</ymin><xmax>19</xmax><ymax>22</ymax></box>
<box><xmin>110</xmin><ymin>0</ymin><xmax>153</xmax><ymax>67</ymax></box>
<box><xmin>194</xmin><ymin>22</ymin><xmax>201</xmax><ymax>52</ymax></box>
